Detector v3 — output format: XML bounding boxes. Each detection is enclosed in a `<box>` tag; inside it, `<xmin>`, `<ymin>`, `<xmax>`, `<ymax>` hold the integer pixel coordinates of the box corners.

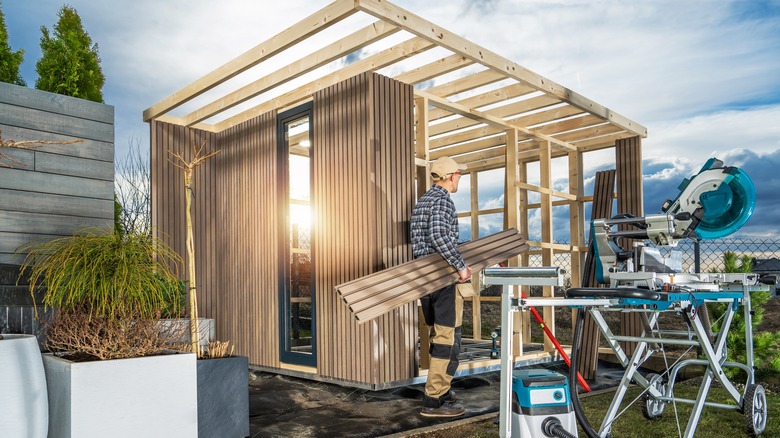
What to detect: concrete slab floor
<box><xmin>247</xmin><ymin>361</ymin><xmax>627</xmax><ymax>437</ymax></box>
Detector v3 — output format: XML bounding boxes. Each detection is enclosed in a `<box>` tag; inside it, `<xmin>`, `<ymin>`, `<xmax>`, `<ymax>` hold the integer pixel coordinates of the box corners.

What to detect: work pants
<box><xmin>420</xmin><ymin>283</ymin><xmax>463</xmax><ymax>405</ymax></box>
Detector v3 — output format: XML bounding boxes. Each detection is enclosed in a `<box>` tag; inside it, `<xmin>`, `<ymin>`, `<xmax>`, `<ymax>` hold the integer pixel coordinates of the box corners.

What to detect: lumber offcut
<box><xmin>336</xmin><ymin>229</ymin><xmax>529</xmax><ymax>323</ymax></box>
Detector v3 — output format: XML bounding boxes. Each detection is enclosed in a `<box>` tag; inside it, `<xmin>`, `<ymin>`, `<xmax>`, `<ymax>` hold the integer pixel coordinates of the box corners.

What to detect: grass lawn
<box><xmin>414</xmin><ymin>382</ymin><xmax>778</xmax><ymax>437</ymax></box>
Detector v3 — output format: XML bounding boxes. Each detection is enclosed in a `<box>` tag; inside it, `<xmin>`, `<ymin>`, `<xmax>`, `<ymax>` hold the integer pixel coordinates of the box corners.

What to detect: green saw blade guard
<box><xmin>696</xmin><ymin>167</ymin><xmax>756</xmax><ymax>239</ymax></box>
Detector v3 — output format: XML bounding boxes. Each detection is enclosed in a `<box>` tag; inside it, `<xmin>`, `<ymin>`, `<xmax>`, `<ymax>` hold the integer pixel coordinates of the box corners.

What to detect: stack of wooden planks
<box><xmin>336</xmin><ymin>229</ymin><xmax>529</xmax><ymax>323</ymax></box>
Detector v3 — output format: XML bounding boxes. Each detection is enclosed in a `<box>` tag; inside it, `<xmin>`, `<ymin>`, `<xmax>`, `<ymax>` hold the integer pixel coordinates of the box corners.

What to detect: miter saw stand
<box><xmin>484</xmin><ymin>158</ymin><xmax>769</xmax><ymax>437</ymax></box>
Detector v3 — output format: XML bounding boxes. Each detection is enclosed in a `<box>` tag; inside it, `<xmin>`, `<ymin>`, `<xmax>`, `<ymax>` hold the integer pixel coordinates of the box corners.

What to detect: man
<box><xmin>410</xmin><ymin>156</ymin><xmax>471</xmax><ymax>417</ymax></box>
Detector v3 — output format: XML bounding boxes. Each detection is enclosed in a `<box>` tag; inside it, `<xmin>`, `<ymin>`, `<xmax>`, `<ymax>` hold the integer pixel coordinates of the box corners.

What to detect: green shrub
<box><xmin>708</xmin><ymin>251</ymin><xmax>780</xmax><ymax>378</ymax></box>
<box><xmin>20</xmin><ymin>227</ymin><xmax>182</xmax><ymax>320</ymax></box>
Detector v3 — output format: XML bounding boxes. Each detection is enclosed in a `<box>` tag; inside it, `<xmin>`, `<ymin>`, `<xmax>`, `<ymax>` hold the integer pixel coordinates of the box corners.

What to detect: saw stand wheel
<box><xmin>743</xmin><ymin>383</ymin><xmax>767</xmax><ymax>436</ymax></box>
<box><xmin>640</xmin><ymin>373</ymin><xmax>666</xmax><ymax>420</ymax></box>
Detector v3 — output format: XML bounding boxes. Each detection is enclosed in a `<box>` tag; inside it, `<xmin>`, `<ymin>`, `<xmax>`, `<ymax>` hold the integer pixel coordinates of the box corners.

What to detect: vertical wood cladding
<box><xmin>313</xmin><ymin>72</ymin><xmax>416</xmax><ymax>384</ymax></box>
<box><xmin>151</xmin><ymin>112</ymin><xmax>279</xmax><ymax>369</ymax></box>
<box><xmin>616</xmin><ymin>136</ymin><xmax>644</xmax><ymax>357</ymax></box>
<box><xmin>151</xmin><ymin>72</ymin><xmax>415</xmax><ymax>385</ymax></box>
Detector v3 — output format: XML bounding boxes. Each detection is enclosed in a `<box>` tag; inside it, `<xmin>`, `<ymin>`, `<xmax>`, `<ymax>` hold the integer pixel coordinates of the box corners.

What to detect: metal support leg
<box><xmin>499</xmin><ymin>284</ymin><xmax>514</xmax><ymax>438</ymax></box>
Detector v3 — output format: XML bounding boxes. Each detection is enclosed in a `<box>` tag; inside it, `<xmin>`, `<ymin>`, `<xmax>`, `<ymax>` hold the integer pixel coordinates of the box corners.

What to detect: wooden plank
<box><xmin>428</xmin><ymin>94</ymin><xmax>560</xmax><ymax>136</ymax></box>
<box><xmin>0</xmin><ymin>82</ymin><xmax>113</xmax><ymax>124</ymax></box>
<box><xmin>0</xmin><ymin>189</ymin><xmax>114</xmax><ymax>219</ymax></box>
<box><xmin>553</xmin><ymin>123</ymin><xmax>622</xmax><ymax>143</ymax></box>
<box><xmin>1</xmin><ymin>124</ymin><xmax>113</xmax><ymax>161</ymax></box>
<box><xmin>0</xmin><ymin>102</ymin><xmax>113</xmax><ymax>143</ymax></box>
<box><xmin>34</xmin><ymin>151</ymin><xmax>114</xmax><ymax>181</ymax></box>
<box><xmin>357</xmin><ymin>0</ymin><xmax>647</xmax><ymax>138</ymax></box>
<box><xmin>429</xmin><ymin>134</ymin><xmax>505</xmax><ymax>160</ymax></box>
<box><xmin>182</xmin><ymin>21</ymin><xmax>400</xmax><ymax>126</ymax></box>
<box><xmin>394</xmin><ymin>54</ymin><xmax>474</xmax><ymax>86</ymax></box>
<box><xmin>215</xmin><ymin>36</ymin><xmax>436</xmax><ymax>131</ymax></box>
<box><xmin>469</xmin><ymin>171</ymin><xmax>480</xmax><ymax>340</ymax></box>
<box><xmin>539</xmin><ymin>141</ymin><xmax>555</xmax><ymax>352</ymax></box>
<box><xmin>336</xmin><ymin>230</ymin><xmax>527</xmax><ymax>318</ymax></box>
<box><xmin>577</xmin><ymin>169</ymin><xmax>616</xmax><ymax>380</ymax></box>
<box><xmin>339</xmin><ymin>229</ymin><xmax>516</xmax><ymax>298</ymax></box>
<box><xmin>427</xmin><ymin>83</ymin><xmax>536</xmax><ymax>122</ymax></box>
<box><xmin>428</xmin><ymin>105</ymin><xmax>583</xmax><ymax>151</ymax></box>
<box><xmin>423</xmin><ymin>69</ymin><xmax>506</xmax><ymax>98</ymax></box>
<box><xmin>0</xmin><ymin>231</ymin><xmax>68</xmax><ymax>257</ymax></box>
<box><xmin>351</xmin><ymin>238</ymin><xmax>529</xmax><ymax>323</ymax></box>
<box><xmin>533</xmin><ymin>114</ymin><xmax>606</xmax><ymax>136</ymax></box>
<box><xmin>0</xmin><ymin>148</ymin><xmax>33</xmax><ymax>168</ymax></box>
<box><xmin>420</xmin><ymin>91</ymin><xmax>578</xmax><ymax>152</ymax></box>
<box><xmin>568</xmin><ymin>151</ymin><xmax>585</xmax><ymax>289</ymax></box>
<box><xmin>143</xmin><ymin>0</ymin><xmax>358</xmax><ymax>121</ymax></box>
<box><xmin>0</xmin><ymin>168</ymin><xmax>113</xmax><ymax>200</ymax></box>
<box><xmin>516</xmin><ymin>181</ymin><xmax>577</xmax><ymax>201</ymax></box>
<box><xmin>0</xmin><ymin>210</ymin><xmax>111</xmax><ymax>235</ymax></box>
<box><xmin>616</xmin><ymin>136</ymin><xmax>643</xmax><ymax>358</ymax></box>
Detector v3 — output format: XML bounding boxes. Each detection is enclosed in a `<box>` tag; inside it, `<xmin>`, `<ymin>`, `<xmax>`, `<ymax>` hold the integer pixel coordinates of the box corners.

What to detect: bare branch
<box><xmin>0</xmin><ymin>128</ymin><xmax>84</xmax><ymax>168</ymax></box>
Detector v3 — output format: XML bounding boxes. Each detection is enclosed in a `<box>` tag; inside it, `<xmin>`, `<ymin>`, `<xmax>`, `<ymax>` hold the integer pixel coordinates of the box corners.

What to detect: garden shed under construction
<box><xmin>145</xmin><ymin>0</ymin><xmax>647</xmax><ymax>388</ymax></box>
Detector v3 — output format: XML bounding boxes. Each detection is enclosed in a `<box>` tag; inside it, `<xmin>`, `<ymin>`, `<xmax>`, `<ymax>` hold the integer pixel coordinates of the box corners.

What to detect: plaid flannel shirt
<box><xmin>410</xmin><ymin>184</ymin><xmax>466</xmax><ymax>271</ymax></box>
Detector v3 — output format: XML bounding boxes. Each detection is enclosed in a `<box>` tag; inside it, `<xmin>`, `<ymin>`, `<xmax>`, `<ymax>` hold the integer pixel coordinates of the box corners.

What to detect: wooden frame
<box><xmin>146</xmin><ymin>0</ymin><xmax>646</xmax><ymax>387</ymax></box>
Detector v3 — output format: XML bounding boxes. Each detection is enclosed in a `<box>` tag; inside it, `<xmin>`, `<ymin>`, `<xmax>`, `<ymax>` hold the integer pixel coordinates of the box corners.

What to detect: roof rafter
<box><xmin>356</xmin><ymin>0</ymin><xmax>647</xmax><ymax>138</ymax></box>
<box><xmin>215</xmin><ymin>36</ymin><xmax>437</xmax><ymax>131</ymax></box>
<box><xmin>182</xmin><ymin>21</ymin><xmax>401</xmax><ymax>126</ymax></box>
<box><xmin>418</xmin><ymin>90</ymin><xmax>577</xmax><ymax>152</ymax></box>
<box><xmin>143</xmin><ymin>0</ymin><xmax>358</xmax><ymax>122</ymax></box>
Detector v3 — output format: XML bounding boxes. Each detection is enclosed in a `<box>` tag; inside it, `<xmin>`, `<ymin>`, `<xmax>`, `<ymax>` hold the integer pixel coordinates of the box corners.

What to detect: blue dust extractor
<box><xmin>512</xmin><ymin>369</ymin><xmax>578</xmax><ymax>438</ymax></box>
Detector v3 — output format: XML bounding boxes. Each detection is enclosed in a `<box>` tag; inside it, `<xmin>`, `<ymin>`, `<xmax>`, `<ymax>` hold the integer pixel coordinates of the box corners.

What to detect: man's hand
<box><xmin>457</xmin><ymin>266</ymin><xmax>471</xmax><ymax>282</ymax></box>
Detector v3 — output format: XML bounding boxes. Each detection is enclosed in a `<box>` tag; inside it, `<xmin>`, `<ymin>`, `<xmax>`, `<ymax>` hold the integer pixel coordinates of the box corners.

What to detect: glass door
<box><xmin>278</xmin><ymin>103</ymin><xmax>316</xmax><ymax>366</ymax></box>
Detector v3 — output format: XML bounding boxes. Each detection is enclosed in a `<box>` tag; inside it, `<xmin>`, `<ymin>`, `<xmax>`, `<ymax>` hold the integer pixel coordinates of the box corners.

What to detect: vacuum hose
<box><xmin>569</xmin><ymin>307</ymin><xmax>602</xmax><ymax>438</ymax></box>
<box><xmin>541</xmin><ymin>417</ymin><xmax>577</xmax><ymax>438</ymax></box>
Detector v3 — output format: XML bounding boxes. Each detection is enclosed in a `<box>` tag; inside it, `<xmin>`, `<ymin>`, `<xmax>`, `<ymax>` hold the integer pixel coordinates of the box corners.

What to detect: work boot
<box><xmin>420</xmin><ymin>401</ymin><xmax>465</xmax><ymax>418</ymax></box>
<box><xmin>442</xmin><ymin>389</ymin><xmax>458</xmax><ymax>403</ymax></box>
<box><xmin>421</xmin><ymin>395</ymin><xmax>465</xmax><ymax>418</ymax></box>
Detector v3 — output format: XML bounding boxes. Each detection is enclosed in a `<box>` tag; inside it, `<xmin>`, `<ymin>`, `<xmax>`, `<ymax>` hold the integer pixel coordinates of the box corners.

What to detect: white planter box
<box><xmin>0</xmin><ymin>334</ymin><xmax>48</xmax><ymax>438</ymax></box>
<box><xmin>158</xmin><ymin>317</ymin><xmax>216</xmax><ymax>346</ymax></box>
<box><xmin>42</xmin><ymin>351</ymin><xmax>197</xmax><ymax>438</ymax></box>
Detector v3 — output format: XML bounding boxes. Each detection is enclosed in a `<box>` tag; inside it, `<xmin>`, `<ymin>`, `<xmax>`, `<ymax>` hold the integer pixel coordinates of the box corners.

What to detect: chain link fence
<box><xmin>468</xmin><ymin>237</ymin><xmax>780</xmax><ymax>342</ymax></box>
<box><xmin>519</xmin><ymin>237</ymin><xmax>780</xmax><ymax>287</ymax></box>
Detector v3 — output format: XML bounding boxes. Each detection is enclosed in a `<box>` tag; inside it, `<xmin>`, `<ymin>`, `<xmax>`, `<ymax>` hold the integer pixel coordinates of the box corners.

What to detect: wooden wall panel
<box><xmin>313</xmin><ymin>72</ymin><xmax>415</xmax><ymax>384</ymax></box>
<box><xmin>215</xmin><ymin>112</ymin><xmax>279</xmax><ymax>367</ymax></box>
<box><xmin>616</xmin><ymin>136</ymin><xmax>644</xmax><ymax>357</ymax></box>
<box><xmin>0</xmin><ymin>82</ymin><xmax>114</xmax><ymax>265</ymax></box>
<box><xmin>578</xmin><ymin>169</ymin><xmax>616</xmax><ymax>380</ymax></box>
<box><xmin>151</xmin><ymin>115</ymin><xmax>279</xmax><ymax>368</ymax></box>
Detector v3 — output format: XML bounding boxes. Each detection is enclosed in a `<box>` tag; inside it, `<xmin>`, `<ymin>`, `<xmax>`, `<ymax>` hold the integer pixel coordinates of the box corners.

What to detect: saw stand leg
<box><xmin>590</xmin><ymin>294</ymin><xmax>753</xmax><ymax>438</ymax></box>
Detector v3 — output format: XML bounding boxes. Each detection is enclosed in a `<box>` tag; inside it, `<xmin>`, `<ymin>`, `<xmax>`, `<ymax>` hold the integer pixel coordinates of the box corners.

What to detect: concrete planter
<box><xmin>158</xmin><ymin>317</ymin><xmax>216</xmax><ymax>346</ymax></box>
<box><xmin>42</xmin><ymin>351</ymin><xmax>197</xmax><ymax>438</ymax></box>
<box><xmin>197</xmin><ymin>355</ymin><xmax>250</xmax><ymax>438</ymax></box>
<box><xmin>0</xmin><ymin>334</ymin><xmax>48</xmax><ymax>438</ymax></box>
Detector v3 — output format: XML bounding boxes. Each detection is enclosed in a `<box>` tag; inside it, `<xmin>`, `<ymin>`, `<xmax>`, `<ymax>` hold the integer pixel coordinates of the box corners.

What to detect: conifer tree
<box><xmin>35</xmin><ymin>5</ymin><xmax>103</xmax><ymax>102</ymax></box>
<box><xmin>0</xmin><ymin>1</ymin><xmax>26</xmax><ymax>85</ymax></box>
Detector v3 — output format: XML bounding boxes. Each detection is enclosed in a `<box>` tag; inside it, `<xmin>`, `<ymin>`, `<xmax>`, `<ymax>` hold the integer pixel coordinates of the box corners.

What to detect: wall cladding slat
<box><xmin>616</xmin><ymin>136</ymin><xmax>643</xmax><ymax>357</ymax></box>
<box><xmin>150</xmin><ymin>112</ymin><xmax>279</xmax><ymax>369</ymax></box>
<box><xmin>0</xmin><ymin>83</ymin><xmax>114</xmax><ymax>265</ymax></box>
<box><xmin>313</xmin><ymin>72</ymin><xmax>415</xmax><ymax>385</ymax></box>
<box><xmin>153</xmin><ymin>72</ymin><xmax>414</xmax><ymax>385</ymax></box>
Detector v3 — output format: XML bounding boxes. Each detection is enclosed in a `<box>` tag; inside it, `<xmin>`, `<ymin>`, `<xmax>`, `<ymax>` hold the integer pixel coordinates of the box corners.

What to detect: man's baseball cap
<box><xmin>430</xmin><ymin>156</ymin><xmax>467</xmax><ymax>180</ymax></box>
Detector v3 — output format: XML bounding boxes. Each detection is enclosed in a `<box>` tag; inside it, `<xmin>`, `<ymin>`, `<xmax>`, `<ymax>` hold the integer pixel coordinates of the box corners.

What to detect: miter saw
<box><xmin>591</xmin><ymin>157</ymin><xmax>756</xmax><ymax>284</ymax></box>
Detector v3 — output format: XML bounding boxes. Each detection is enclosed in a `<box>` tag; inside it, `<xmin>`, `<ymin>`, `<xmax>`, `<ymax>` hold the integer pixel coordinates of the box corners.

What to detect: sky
<box><xmin>4</xmin><ymin>0</ymin><xmax>780</xmax><ymax>240</ymax></box>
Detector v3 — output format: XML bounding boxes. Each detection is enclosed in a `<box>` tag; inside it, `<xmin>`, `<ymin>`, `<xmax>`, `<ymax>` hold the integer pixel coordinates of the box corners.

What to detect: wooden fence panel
<box><xmin>0</xmin><ymin>82</ymin><xmax>114</xmax><ymax>265</ymax></box>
